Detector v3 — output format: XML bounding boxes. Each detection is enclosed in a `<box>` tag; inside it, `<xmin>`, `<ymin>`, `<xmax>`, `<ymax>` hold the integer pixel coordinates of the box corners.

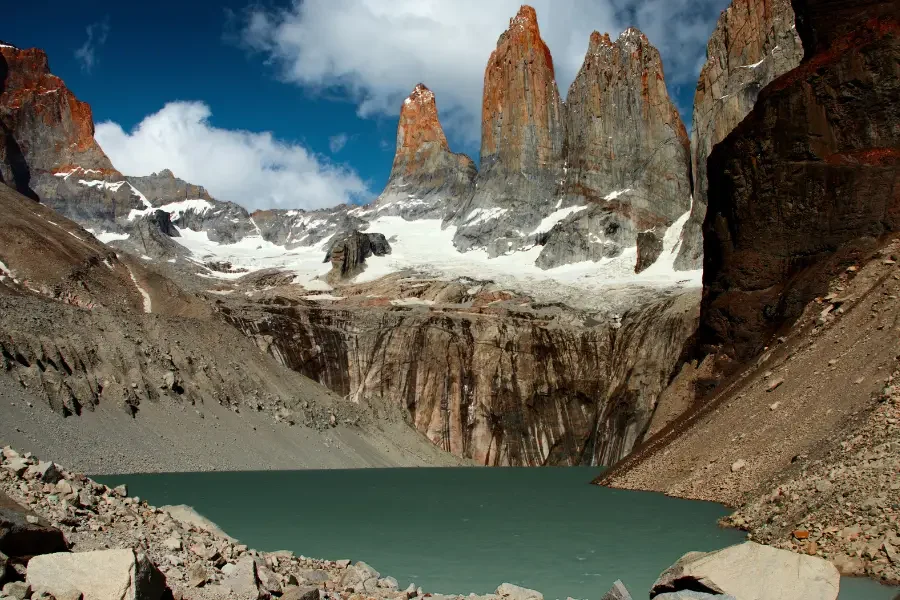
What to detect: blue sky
<box><xmin>7</xmin><ymin>0</ymin><xmax>730</xmax><ymax>211</ymax></box>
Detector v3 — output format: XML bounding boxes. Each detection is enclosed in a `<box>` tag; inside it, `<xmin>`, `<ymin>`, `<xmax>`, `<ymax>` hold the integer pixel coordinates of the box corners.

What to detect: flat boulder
<box><xmin>26</xmin><ymin>549</ymin><xmax>168</xmax><ymax>600</ymax></box>
<box><xmin>281</xmin><ymin>586</ymin><xmax>320</xmax><ymax>600</ymax></box>
<box><xmin>496</xmin><ymin>583</ymin><xmax>543</xmax><ymax>600</ymax></box>
<box><xmin>650</xmin><ymin>542</ymin><xmax>839</xmax><ymax>600</ymax></box>
<box><xmin>654</xmin><ymin>592</ymin><xmax>734</xmax><ymax>600</ymax></box>
<box><xmin>223</xmin><ymin>556</ymin><xmax>265</xmax><ymax>600</ymax></box>
<box><xmin>0</xmin><ymin>492</ymin><xmax>67</xmax><ymax>558</ymax></box>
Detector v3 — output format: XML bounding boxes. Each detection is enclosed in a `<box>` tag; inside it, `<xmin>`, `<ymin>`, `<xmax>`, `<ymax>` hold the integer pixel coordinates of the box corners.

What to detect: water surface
<box><xmin>96</xmin><ymin>468</ymin><xmax>896</xmax><ymax>600</ymax></box>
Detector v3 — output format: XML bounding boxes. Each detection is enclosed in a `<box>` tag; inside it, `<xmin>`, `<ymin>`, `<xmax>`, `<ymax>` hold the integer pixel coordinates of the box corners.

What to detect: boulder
<box><xmin>26</xmin><ymin>549</ymin><xmax>168</xmax><ymax>600</ymax></box>
<box><xmin>3</xmin><ymin>459</ymin><xmax>28</xmax><ymax>477</ymax></box>
<box><xmin>600</xmin><ymin>579</ymin><xmax>632</xmax><ymax>600</ymax></box>
<box><xmin>496</xmin><ymin>583</ymin><xmax>543</xmax><ymax>600</ymax></box>
<box><xmin>324</xmin><ymin>231</ymin><xmax>392</xmax><ymax>281</ymax></box>
<box><xmin>296</xmin><ymin>569</ymin><xmax>330</xmax><ymax>584</ymax></box>
<box><xmin>340</xmin><ymin>561</ymin><xmax>380</xmax><ymax>590</ymax></box>
<box><xmin>650</xmin><ymin>542</ymin><xmax>839</xmax><ymax>600</ymax></box>
<box><xmin>0</xmin><ymin>550</ymin><xmax>9</xmax><ymax>585</ymax></box>
<box><xmin>0</xmin><ymin>492</ymin><xmax>67</xmax><ymax>558</ymax></box>
<box><xmin>653</xmin><ymin>593</ymin><xmax>734</xmax><ymax>600</ymax></box>
<box><xmin>187</xmin><ymin>563</ymin><xmax>207</xmax><ymax>588</ymax></box>
<box><xmin>281</xmin><ymin>586</ymin><xmax>320</xmax><ymax>600</ymax></box>
<box><xmin>222</xmin><ymin>557</ymin><xmax>264</xmax><ymax>600</ymax></box>
<box><xmin>2</xmin><ymin>581</ymin><xmax>31</xmax><ymax>600</ymax></box>
<box><xmin>257</xmin><ymin>566</ymin><xmax>282</xmax><ymax>595</ymax></box>
<box><xmin>25</xmin><ymin>462</ymin><xmax>61</xmax><ymax>484</ymax></box>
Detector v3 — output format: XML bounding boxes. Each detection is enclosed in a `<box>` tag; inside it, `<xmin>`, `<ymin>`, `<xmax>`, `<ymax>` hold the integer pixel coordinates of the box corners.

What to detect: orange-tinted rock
<box><xmin>452</xmin><ymin>5</ymin><xmax>565</xmax><ymax>256</ymax></box>
<box><xmin>0</xmin><ymin>44</ymin><xmax>118</xmax><ymax>177</ymax></box>
<box><xmin>372</xmin><ymin>84</ymin><xmax>475</xmax><ymax>219</ymax></box>
<box><xmin>674</xmin><ymin>0</ymin><xmax>803</xmax><ymax>270</ymax></box>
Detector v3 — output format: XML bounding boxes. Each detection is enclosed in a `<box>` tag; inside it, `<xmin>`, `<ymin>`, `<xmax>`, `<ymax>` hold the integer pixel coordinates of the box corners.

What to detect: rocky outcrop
<box><xmin>540</xmin><ymin>29</ymin><xmax>691</xmax><ymax>270</ymax></box>
<box><xmin>0</xmin><ymin>490</ymin><xmax>67</xmax><ymax>559</ymax></box>
<box><xmin>370</xmin><ymin>84</ymin><xmax>476</xmax><ymax>220</ymax></box>
<box><xmin>451</xmin><ymin>6</ymin><xmax>565</xmax><ymax>256</ymax></box>
<box><xmin>222</xmin><ymin>287</ymin><xmax>699</xmax><ymax>466</ymax></box>
<box><xmin>254</xmin><ymin>206</ymin><xmax>365</xmax><ymax>250</ymax></box>
<box><xmin>126</xmin><ymin>169</ymin><xmax>213</xmax><ymax>205</ymax></box>
<box><xmin>324</xmin><ymin>231</ymin><xmax>391</xmax><ymax>282</ymax></box>
<box><xmin>27</xmin><ymin>549</ymin><xmax>169</xmax><ymax>600</ymax></box>
<box><xmin>674</xmin><ymin>0</ymin><xmax>803</xmax><ymax>271</ymax></box>
<box><xmin>698</xmin><ymin>0</ymin><xmax>899</xmax><ymax>360</ymax></box>
<box><xmin>0</xmin><ymin>44</ymin><xmax>150</xmax><ymax>223</ymax></box>
<box><xmin>650</xmin><ymin>542</ymin><xmax>839</xmax><ymax>600</ymax></box>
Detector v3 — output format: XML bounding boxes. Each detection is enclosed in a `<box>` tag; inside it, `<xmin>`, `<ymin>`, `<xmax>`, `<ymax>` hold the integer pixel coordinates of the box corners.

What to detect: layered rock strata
<box><xmin>673</xmin><ymin>0</ymin><xmax>803</xmax><ymax>270</ymax></box>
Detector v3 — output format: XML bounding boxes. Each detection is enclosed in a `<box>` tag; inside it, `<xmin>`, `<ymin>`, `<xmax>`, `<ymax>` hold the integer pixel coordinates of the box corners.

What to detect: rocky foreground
<box><xmin>0</xmin><ymin>445</ymin><xmax>849</xmax><ymax>600</ymax></box>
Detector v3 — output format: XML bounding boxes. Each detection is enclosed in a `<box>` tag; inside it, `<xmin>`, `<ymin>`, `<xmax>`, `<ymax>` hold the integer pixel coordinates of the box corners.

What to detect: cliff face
<box><xmin>698</xmin><ymin>0</ymin><xmax>898</xmax><ymax>361</ymax></box>
<box><xmin>451</xmin><ymin>6</ymin><xmax>566</xmax><ymax>257</ymax></box>
<box><xmin>371</xmin><ymin>84</ymin><xmax>476</xmax><ymax>219</ymax></box>
<box><xmin>223</xmin><ymin>287</ymin><xmax>699</xmax><ymax>466</ymax></box>
<box><xmin>538</xmin><ymin>28</ymin><xmax>692</xmax><ymax>269</ymax></box>
<box><xmin>674</xmin><ymin>0</ymin><xmax>803</xmax><ymax>270</ymax></box>
<box><xmin>0</xmin><ymin>43</ymin><xmax>149</xmax><ymax>222</ymax></box>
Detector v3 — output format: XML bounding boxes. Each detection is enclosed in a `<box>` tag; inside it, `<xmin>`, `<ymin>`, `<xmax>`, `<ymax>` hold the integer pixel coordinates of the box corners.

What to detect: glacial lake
<box><xmin>96</xmin><ymin>468</ymin><xmax>897</xmax><ymax>600</ymax></box>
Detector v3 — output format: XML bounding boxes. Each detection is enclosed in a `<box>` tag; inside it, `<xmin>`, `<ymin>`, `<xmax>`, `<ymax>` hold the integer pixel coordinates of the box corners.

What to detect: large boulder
<box><xmin>650</xmin><ymin>542</ymin><xmax>839</xmax><ymax>600</ymax></box>
<box><xmin>496</xmin><ymin>583</ymin><xmax>543</xmax><ymax>600</ymax></box>
<box><xmin>0</xmin><ymin>492</ymin><xmax>67</xmax><ymax>558</ymax></box>
<box><xmin>339</xmin><ymin>561</ymin><xmax>380</xmax><ymax>592</ymax></box>
<box><xmin>26</xmin><ymin>549</ymin><xmax>168</xmax><ymax>600</ymax></box>
<box><xmin>324</xmin><ymin>231</ymin><xmax>391</xmax><ymax>281</ymax></box>
<box><xmin>222</xmin><ymin>556</ymin><xmax>266</xmax><ymax>600</ymax></box>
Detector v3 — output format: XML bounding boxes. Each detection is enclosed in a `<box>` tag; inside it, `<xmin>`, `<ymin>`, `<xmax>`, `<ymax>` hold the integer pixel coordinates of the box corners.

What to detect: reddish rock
<box><xmin>0</xmin><ymin>44</ymin><xmax>118</xmax><ymax>178</ymax></box>
<box><xmin>372</xmin><ymin>84</ymin><xmax>475</xmax><ymax>219</ymax></box>
<box><xmin>698</xmin><ymin>0</ymin><xmax>899</xmax><ymax>360</ymax></box>
<box><xmin>674</xmin><ymin>0</ymin><xmax>803</xmax><ymax>270</ymax></box>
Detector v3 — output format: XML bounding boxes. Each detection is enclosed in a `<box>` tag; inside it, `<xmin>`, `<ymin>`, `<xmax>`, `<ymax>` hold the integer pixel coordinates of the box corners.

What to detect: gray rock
<box><xmin>340</xmin><ymin>561</ymin><xmax>380</xmax><ymax>589</ymax></box>
<box><xmin>223</xmin><ymin>557</ymin><xmax>264</xmax><ymax>600</ymax></box>
<box><xmin>296</xmin><ymin>569</ymin><xmax>330</xmax><ymax>584</ymax></box>
<box><xmin>324</xmin><ymin>231</ymin><xmax>391</xmax><ymax>281</ymax></box>
<box><xmin>379</xmin><ymin>576</ymin><xmax>399</xmax><ymax>590</ymax></box>
<box><xmin>1</xmin><ymin>582</ymin><xmax>30</xmax><ymax>600</ymax></box>
<box><xmin>0</xmin><ymin>551</ymin><xmax>8</xmax><ymax>585</ymax></box>
<box><xmin>26</xmin><ymin>549</ymin><xmax>168</xmax><ymax>600</ymax></box>
<box><xmin>334</xmin><ymin>559</ymin><xmax>351</xmax><ymax>569</ymax></box>
<box><xmin>188</xmin><ymin>563</ymin><xmax>208</xmax><ymax>587</ymax></box>
<box><xmin>651</xmin><ymin>542</ymin><xmax>839</xmax><ymax>600</ymax></box>
<box><xmin>653</xmin><ymin>592</ymin><xmax>735</xmax><ymax>600</ymax></box>
<box><xmin>600</xmin><ymin>579</ymin><xmax>632</xmax><ymax>600</ymax></box>
<box><xmin>257</xmin><ymin>566</ymin><xmax>282</xmax><ymax>595</ymax></box>
<box><xmin>3</xmin><ymin>460</ymin><xmax>28</xmax><ymax>477</ymax></box>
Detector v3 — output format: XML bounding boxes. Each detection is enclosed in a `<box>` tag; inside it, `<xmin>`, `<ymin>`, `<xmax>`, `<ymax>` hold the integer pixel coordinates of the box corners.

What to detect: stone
<box><xmin>223</xmin><ymin>557</ymin><xmax>264</xmax><ymax>600</ymax></box>
<box><xmin>324</xmin><ymin>231</ymin><xmax>392</xmax><ymax>281</ymax></box>
<box><xmin>281</xmin><ymin>586</ymin><xmax>320</xmax><ymax>600</ymax></box>
<box><xmin>651</xmin><ymin>542</ymin><xmax>839</xmax><ymax>600</ymax></box>
<box><xmin>379</xmin><ymin>577</ymin><xmax>399</xmax><ymax>590</ymax></box>
<box><xmin>0</xmin><ymin>491</ymin><xmax>67</xmax><ymax>558</ymax></box>
<box><xmin>496</xmin><ymin>583</ymin><xmax>543</xmax><ymax>600</ymax></box>
<box><xmin>674</xmin><ymin>0</ymin><xmax>803</xmax><ymax>270</ymax></box>
<box><xmin>187</xmin><ymin>563</ymin><xmax>208</xmax><ymax>588</ymax></box>
<box><xmin>257</xmin><ymin>566</ymin><xmax>282</xmax><ymax>595</ymax></box>
<box><xmin>815</xmin><ymin>480</ymin><xmax>833</xmax><ymax>493</ymax></box>
<box><xmin>731</xmin><ymin>460</ymin><xmax>747</xmax><ymax>473</ymax></box>
<box><xmin>0</xmin><ymin>551</ymin><xmax>8</xmax><ymax>585</ymax></box>
<box><xmin>113</xmin><ymin>485</ymin><xmax>127</xmax><ymax>498</ymax></box>
<box><xmin>698</xmin><ymin>0</ymin><xmax>900</xmax><ymax>360</ymax></box>
<box><xmin>600</xmin><ymin>579</ymin><xmax>632</xmax><ymax>600</ymax></box>
<box><xmin>340</xmin><ymin>562</ymin><xmax>380</xmax><ymax>589</ymax></box>
<box><xmin>25</xmin><ymin>462</ymin><xmax>61</xmax><ymax>484</ymax></box>
<box><xmin>26</xmin><ymin>549</ymin><xmax>168</xmax><ymax>600</ymax></box>
<box><xmin>2</xmin><ymin>460</ymin><xmax>28</xmax><ymax>478</ymax></box>
<box><xmin>653</xmin><ymin>593</ymin><xmax>734</xmax><ymax>600</ymax></box>
<box><xmin>335</xmin><ymin>559</ymin><xmax>351</xmax><ymax>569</ymax></box>
<box><xmin>1</xmin><ymin>582</ymin><xmax>30</xmax><ymax>600</ymax></box>
<box><xmin>162</xmin><ymin>537</ymin><xmax>181</xmax><ymax>551</ymax></box>
<box><xmin>297</xmin><ymin>569</ymin><xmax>330</xmax><ymax>584</ymax></box>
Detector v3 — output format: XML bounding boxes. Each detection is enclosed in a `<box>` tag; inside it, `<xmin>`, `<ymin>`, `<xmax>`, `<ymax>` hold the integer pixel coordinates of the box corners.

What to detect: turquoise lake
<box><xmin>96</xmin><ymin>468</ymin><xmax>897</xmax><ymax>600</ymax></box>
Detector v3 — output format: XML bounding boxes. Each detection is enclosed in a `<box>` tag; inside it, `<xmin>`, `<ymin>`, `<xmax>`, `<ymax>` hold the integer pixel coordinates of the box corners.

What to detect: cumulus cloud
<box><xmin>75</xmin><ymin>18</ymin><xmax>110</xmax><ymax>73</ymax></box>
<box><xmin>240</xmin><ymin>0</ymin><xmax>729</xmax><ymax>143</ymax></box>
<box><xmin>329</xmin><ymin>133</ymin><xmax>349</xmax><ymax>153</ymax></box>
<box><xmin>95</xmin><ymin>102</ymin><xmax>370</xmax><ymax>211</ymax></box>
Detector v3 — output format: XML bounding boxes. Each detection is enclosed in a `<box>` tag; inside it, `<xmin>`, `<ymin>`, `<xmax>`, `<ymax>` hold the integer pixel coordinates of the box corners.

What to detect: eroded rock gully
<box><xmin>220</xmin><ymin>288</ymin><xmax>699</xmax><ymax>466</ymax></box>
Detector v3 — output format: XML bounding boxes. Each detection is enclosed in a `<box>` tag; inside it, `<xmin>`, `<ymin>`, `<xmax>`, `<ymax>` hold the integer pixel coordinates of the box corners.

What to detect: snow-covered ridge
<box><xmin>128</xmin><ymin>199</ymin><xmax>214</xmax><ymax>222</ymax></box>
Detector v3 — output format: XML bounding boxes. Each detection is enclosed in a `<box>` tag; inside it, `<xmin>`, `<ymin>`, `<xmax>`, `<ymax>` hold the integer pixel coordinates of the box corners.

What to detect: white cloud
<box><xmin>75</xmin><ymin>18</ymin><xmax>110</xmax><ymax>73</ymax></box>
<box><xmin>241</xmin><ymin>0</ymin><xmax>729</xmax><ymax>144</ymax></box>
<box><xmin>95</xmin><ymin>101</ymin><xmax>370</xmax><ymax>211</ymax></box>
<box><xmin>329</xmin><ymin>133</ymin><xmax>349</xmax><ymax>153</ymax></box>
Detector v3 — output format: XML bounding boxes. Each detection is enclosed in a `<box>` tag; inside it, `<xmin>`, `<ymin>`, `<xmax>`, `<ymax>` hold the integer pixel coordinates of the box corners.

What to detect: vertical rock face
<box><xmin>674</xmin><ymin>0</ymin><xmax>803</xmax><ymax>271</ymax></box>
<box><xmin>698</xmin><ymin>0</ymin><xmax>899</xmax><ymax>360</ymax></box>
<box><xmin>451</xmin><ymin>5</ymin><xmax>565</xmax><ymax>256</ymax></box>
<box><xmin>0</xmin><ymin>44</ymin><xmax>117</xmax><ymax>177</ymax></box>
<box><xmin>0</xmin><ymin>43</ymin><xmax>148</xmax><ymax>222</ymax></box>
<box><xmin>370</xmin><ymin>84</ymin><xmax>476</xmax><ymax>219</ymax></box>
<box><xmin>538</xmin><ymin>28</ymin><xmax>692</xmax><ymax>269</ymax></box>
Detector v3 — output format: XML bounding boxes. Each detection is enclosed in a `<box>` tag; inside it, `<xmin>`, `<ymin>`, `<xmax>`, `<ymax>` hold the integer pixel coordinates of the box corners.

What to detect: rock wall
<box><xmin>674</xmin><ymin>0</ymin><xmax>803</xmax><ymax>270</ymax></box>
<box><xmin>370</xmin><ymin>84</ymin><xmax>476</xmax><ymax>219</ymax></box>
<box><xmin>222</xmin><ymin>290</ymin><xmax>699</xmax><ymax>466</ymax></box>
<box><xmin>698</xmin><ymin>0</ymin><xmax>899</xmax><ymax>360</ymax></box>
<box><xmin>451</xmin><ymin>6</ymin><xmax>565</xmax><ymax>257</ymax></box>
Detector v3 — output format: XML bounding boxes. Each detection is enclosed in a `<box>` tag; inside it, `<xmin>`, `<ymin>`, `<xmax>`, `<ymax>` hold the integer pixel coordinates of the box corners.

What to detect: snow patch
<box><xmin>603</xmin><ymin>188</ymin><xmax>632</xmax><ymax>201</ymax></box>
<box><xmin>302</xmin><ymin>294</ymin><xmax>345</xmax><ymax>301</ymax></box>
<box><xmin>126</xmin><ymin>266</ymin><xmax>152</xmax><ymax>313</ymax></box>
<box><xmin>78</xmin><ymin>179</ymin><xmax>126</xmax><ymax>192</ymax></box>
<box><xmin>740</xmin><ymin>59</ymin><xmax>765</xmax><ymax>69</ymax></box>
<box><xmin>391</xmin><ymin>298</ymin><xmax>435</xmax><ymax>307</ymax></box>
<box><xmin>86</xmin><ymin>229</ymin><xmax>130</xmax><ymax>244</ymax></box>
<box><xmin>531</xmin><ymin>206</ymin><xmax>587</xmax><ymax>235</ymax></box>
<box><xmin>128</xmin><ymin>199</ymin><xmax>214</xmax><ymax>222</ymax></box>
